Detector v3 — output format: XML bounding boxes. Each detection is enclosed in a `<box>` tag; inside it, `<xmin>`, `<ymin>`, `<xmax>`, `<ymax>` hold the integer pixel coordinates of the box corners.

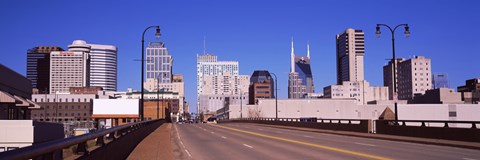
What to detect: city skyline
<box><xmin>1</xmin><ymin>1</ymin><xmax>479</xmax><ymax>114</ymax></box>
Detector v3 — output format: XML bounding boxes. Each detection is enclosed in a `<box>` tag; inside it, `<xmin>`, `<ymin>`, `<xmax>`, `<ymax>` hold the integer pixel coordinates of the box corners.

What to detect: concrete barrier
<box><xmin>220</xmin><ymin>118</ymin><xmax>371</xmax><ymax>133</ymax></box>
<box><xmin>375</xmin><ymin>120</ymin><xmax>480</xmax><ymax>142</ymax></box>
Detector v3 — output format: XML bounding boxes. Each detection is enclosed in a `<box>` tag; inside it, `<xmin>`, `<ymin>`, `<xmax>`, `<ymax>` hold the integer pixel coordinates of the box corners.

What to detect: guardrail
<box><xmin>220</xmin><ymin>118</ymin><xmax>371</xmax><ymax>133</ymax></box>
<box><xmin>0</xmin><ymin>119</ymin><xmax>165</xmax><ymax>160</ymax></box>
<box><xmin>376</xmin><ymin>120</ymin><xmax>480</xmax><ymax>142</ymax></box>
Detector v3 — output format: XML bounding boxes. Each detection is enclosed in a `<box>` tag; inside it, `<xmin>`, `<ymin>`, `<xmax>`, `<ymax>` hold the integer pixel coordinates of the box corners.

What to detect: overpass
<box><xmin>1</xmin><ymin>119</ymin><xmax>479</xmax><ymax>159</ymax></box>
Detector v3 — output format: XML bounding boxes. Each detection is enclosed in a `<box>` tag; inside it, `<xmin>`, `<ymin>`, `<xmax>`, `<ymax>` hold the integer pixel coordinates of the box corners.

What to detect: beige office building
<box><xmin>336</xmin><ymin>28</ymin><xmax>365</xmax><ymax>84</ymax></box>
<box><xmin>50</xmin><ymin>51</ymin><xmax>89</xmax><ymax>94</ymax></box>
<box><xmin>383</xmin><ymin>58</ymin><xmax>405</xmax><ymax>100</ymax></box>
<box><xmin>324</xmin><ymin>80</ymin><xmax>389</xmax><ymax>104</ymax></box>
<box><xmin>392</xmin><ymin>56</ymin><xmax>432</xmax><ymax>100</ymax></box>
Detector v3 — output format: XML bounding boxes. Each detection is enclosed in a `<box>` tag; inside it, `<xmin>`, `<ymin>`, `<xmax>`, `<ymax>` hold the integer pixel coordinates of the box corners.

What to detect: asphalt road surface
<box><xmin>173</xmin><ymin>123</ymin><xmax>480</xmax><ymax>160</ymax></box>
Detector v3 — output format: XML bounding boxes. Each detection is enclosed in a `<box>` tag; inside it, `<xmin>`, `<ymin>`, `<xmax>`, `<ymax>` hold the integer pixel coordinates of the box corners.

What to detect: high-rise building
<box><xmin>432</xmin><ymin>73</ymin><xmax>450</xmax><ymax>89</ymax></box>
<box><xmin>68</xmin><ymin>40</ymin><xmax>118</xmax><ymax>91</ymax></box>
<box><xmin>288</xmin><ymin>40</ymin><xmax>314</xmax><ymax>98</ymax></box>
<box><xmin>383</xmin><ymin>58</ymin><xmax>405</xmax><ymax>100</ymax></box>
<box><xmin>336</xmin><ymin>28</ymin><xmax>365</xmax><ymax>84</ymax></box>
<box><xmin>26</xmin><ymin>46</ymin><xmax>64</xmax><ymax>94</ymax></box>
<box><xmin>145</xmin><ymin>42</ymin><xmax>172</xmax><ymax>83</ymax></box>
<box><xmin>197</xmin><ymin>53</ymin><xmax>241</xmax><ymax>113</ymax></box>
<box><xmin>397</xmin><ymin>56</ymin><xmax>432</xmax><ymax>100</ymax></box>
<box><xmin>201</xmin><ymin>72</ymin><xmax>249</xmax><ymax>95</ymax></box>
<box><xmin>324</xmin><ymin>80</ymin><xmax>389</xmax><ymax>104</ymax></box>
<box><xmin>199</xmin><ymin>72</ymin><xmax>249</xmax><ymax>113</ymax></box>
<box><xmin>249</xmin><ymin>70</ymin><xmax>274</xmax><ymax>104</ymax></box>
<box><xmin>50</xmin><ymin>51</ymin><xmax>90</xmax><ymax>94</ymax></box>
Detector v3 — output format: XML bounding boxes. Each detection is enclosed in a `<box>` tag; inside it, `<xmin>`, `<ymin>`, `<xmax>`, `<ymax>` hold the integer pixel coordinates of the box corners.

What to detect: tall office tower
<box><xmin>26</xmin><ymin>46</ymin><xmax>64</xmax><ymax>94</ymax></box>
<box><xmin>336</xmin><ymin>28</ymin><xmax>365</xmax><ymax>84</ymax></box>
<box><xmin>383</xmin><ymin>58</ymin><xmax>405</xmax><ymax>100</ymax></box>
<box><xmin>68</xmin><ymin>40</ymin><xmax>118</xmax><ymax>91</ymax></box>
<box><xmin>201</xmin><ymin>73</ymin><xmax>249</xmax><ymax>95</ymax></box>
<box><xmin>288</xmin><ymin>40</ymin><xmax>314</xmax><ymax>98</ymax></box>
<box><xmin>432</xmin><ymin>73</ymin><xmax>450</xmax><ymax>89</ymax></box>
<box><xmin>145</xmin><ymin>42</ymin><xmax>172</xmax><ymax>84</ymax></box>
<box><xmin>49</xmin><ymin>51</ymin><xmax>89</xmax><ymax>94</ymax></box>
<box><xmin>249</xmin><ymin>70</ymin><xmax>275</xmax><ymax>104</ymax></box>
<box><xmin>396</xmin><ymin>56</ymin><xmax>432</xmax><ymax>100</ymax></box>
<box><xmin>197</xmin><ymin>53</ymin><xmax>240</xmax><ymax>113</ymax></box>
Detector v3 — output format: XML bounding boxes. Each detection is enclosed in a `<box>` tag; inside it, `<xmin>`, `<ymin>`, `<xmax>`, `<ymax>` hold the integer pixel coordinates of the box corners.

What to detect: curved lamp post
<box><xmin>141</xmin><ymin>26</ymin><xmax>161</xmax><ymax>121</ymax></box>
<box><xmin>270</xmin><ymin>72</ymin><xmax>278</xmax><ymax>120</ymax></box>
<box><xmin>376</xmin><ymin>23</ymin><xmax>410</xmax><ymax>123</ymax></box>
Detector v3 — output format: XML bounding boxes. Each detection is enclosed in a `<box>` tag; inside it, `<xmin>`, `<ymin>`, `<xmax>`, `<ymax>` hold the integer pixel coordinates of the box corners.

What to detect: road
<box><xmin>173</xmin><ymin>123</ymin><xmax>480</xmax><ymax>160</ymax></box>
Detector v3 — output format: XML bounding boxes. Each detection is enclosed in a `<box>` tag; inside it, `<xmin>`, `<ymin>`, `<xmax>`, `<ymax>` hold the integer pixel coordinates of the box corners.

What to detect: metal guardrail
<box><xmin>0</xmin><ymin>119</ymin><xmax>164</xmax><ymax>160</ymax></box>
<box><xmin>380</xmin><ymin>120</ymin><xmax>478</xmax><ymax>128</ymax></box>
<box><xmin>376</xmin><ymin>120</ymin><xmax>480</xmax><ymax>142</ymax></box>
<box><xmin>222</xmin><ymin>118</ymin><xmax>371</xmax><ymax>133</ymax></box>
<box><xmin>229</xmin><ymin>118</ymin><xmax>365</xmax><ymax>124</ymax></box>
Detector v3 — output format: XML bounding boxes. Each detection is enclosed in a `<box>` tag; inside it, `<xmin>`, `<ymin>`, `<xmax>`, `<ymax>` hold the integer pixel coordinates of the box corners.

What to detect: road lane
<box><xmin>200</xmin><ymin>123</ymin><xmax>374</xmax><ymax>160</ymax></box>
<box><xmin>174</xmin><ymin>123</ymin><xmax>257</xmax><ymax>160</ymax></box>
<box><xmin>220</xmin><ymin>123</ymin><xmax>480</xmax><ymax>160</ymax></box>
<box><xmin>176</xmin><ymin>123</ymin><xmax>390</xmax><ymax>160</ymax></box>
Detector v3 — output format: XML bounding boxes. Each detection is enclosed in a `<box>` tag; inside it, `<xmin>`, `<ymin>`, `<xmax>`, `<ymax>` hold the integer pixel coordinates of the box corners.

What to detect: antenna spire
<box><xmin>307</xmin><ymin>41</ymin><xmax>310</xmax><ymax>58</ymax></box>
<box><xmin>203</xmin><ymin>36</ymin><xmax>206</xmax><ymax>54</ymax></box>
<box><xmin>291</xmin><ymin>37</ymin><xmax>295</xmax><ymax>73</ymax></box>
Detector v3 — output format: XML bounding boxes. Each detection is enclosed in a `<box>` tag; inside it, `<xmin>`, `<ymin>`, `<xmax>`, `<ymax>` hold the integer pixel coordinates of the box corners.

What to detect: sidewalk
<box><xmin>128</xmin><ymin>123</ymin><xmax>173</xmax><ymax>160</ymax></box>
<box><xmin>245</xmin><ymin>123</ymin><xmax>480</xmax><ymax>150</ymax></box>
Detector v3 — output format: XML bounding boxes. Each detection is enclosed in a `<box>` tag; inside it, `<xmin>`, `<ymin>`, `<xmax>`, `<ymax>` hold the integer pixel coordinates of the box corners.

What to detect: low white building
<box><xmin>225</xmin><ymin>99</ymin><xmax>480</xmax><ymax>123</ymax></box>
<box><xmin>0</xmin><ymin>120</ymin><xmax>63</xmax><ymax>152</ymax></box>
<box><xmin>324</xmin><ymin>80</ymin><xmax>389</xmax><ymax>104</ymax></box>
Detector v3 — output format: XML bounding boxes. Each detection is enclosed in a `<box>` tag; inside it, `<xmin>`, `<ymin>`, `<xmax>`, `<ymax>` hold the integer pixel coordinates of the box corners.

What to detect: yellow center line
<box><xmin>211</xmin><ymin>124</ymin><xmax>393</xmax><ymax>160</ymax></box>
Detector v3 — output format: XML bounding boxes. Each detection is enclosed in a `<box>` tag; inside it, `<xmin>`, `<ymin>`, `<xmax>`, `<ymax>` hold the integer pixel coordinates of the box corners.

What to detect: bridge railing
<box><xmin>0</xmin><ymin>119</ymin><xmax>165</xmax><ymax>160</ymax></box>
<box><xmin>375</xmin><ymin>120</ymin><xmax>480</xmax><ymax>142</ymax></box>
<box><xmin>220</xmin><ymin>118</ymin><xmax>371</xmax><ymax>133</ymax></box>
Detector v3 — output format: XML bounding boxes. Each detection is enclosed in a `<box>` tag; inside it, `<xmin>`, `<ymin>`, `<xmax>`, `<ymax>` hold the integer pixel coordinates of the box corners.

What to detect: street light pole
<box><xmin>157</xmin><ymin>75</ymin><xmax>160</xmax><ymax>119</ymax></box>
<box><xmin>141</xmin><ymin>26</ymin><xmax>161</xmax><ymax>121</ymax></box>
<box><xmin>240</xmin><ymin>88</ymin><xmax>242</xmax><ymax>119</ymax></box>
<box><xmin>270</xmin><ymin>72</ymin><xmax>278</xmax><ymax>120</ymax></box>
<box><xmin>376</xmin><ymin>23</ymin><xmax>410</xmax><ymax>123</ymax></box>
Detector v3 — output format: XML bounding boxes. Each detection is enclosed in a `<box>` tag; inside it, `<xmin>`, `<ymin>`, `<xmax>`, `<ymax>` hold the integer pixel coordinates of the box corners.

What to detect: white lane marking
<box><xmin>463</xmin><ymin>158</ymin><xmax>478</xmax><ymax>160</ymax></box>
<box><xmin>258</xmin><ymin>128</ymin><xmax>263</xmax><ymax>131</ymax></box>
<box><xmin>354</xmin><ymin>142</ymin><xmax>377</xmax><ymax>147</ymax></box>
<box><xmin>211</xmin><ymin>132</ymin><xmax>215</xmax><ymax>134</ymax></box>
<box><xmin>203</xmin><ymin>129</ymin><xmax>206</xmax><ymax>131</ymax></box>
<box><xmin>185</xmin><ymin>149</ymin><xmax>192</xmax><ymax>157</ymax></box>
<box><xmin>221</xmin><ymin>136</ymin><xmax>227</xmax><ymax>139</ymax></box>
<box><xmin>243</xmin><ymin>144</ymin><xmax>253</xmax><ymax>148</ymax></box>
<box><xmin>303</xmin><ymin>135</ymin><xmax>313</xmax><ymax>138</ymax></box>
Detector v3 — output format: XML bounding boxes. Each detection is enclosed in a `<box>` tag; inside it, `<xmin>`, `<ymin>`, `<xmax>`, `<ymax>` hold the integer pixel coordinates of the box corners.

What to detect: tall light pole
<box><xmin>240</xmin><ymin>88</ymin><xmax>243</xmax><ymax>119</ymax></box>
<box><xmin>141</xmin><ymin>26</ymin><xmax>161</xmax><ymax>121</ymax></box>
<box><xmin>156</xmin><ymin>74</ymin><xmax>160</xmax><ymax>119</ymax></box>
<box><xmin>376</xmin><ymin>23</ymin><xmax>410</xmax><ymax>123</ymax></box>
<box><xmin>270</xmin><ymin>72</ymin><xmax>278</xmax><ymax>120</ymax></box>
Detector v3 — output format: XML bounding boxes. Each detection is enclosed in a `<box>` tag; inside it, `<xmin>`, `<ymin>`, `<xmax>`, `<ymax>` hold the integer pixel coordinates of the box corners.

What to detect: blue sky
<box><xmin>1</xmin><ymin>1</ymin><xmax>479</xmax><ymax>114</ymax></box>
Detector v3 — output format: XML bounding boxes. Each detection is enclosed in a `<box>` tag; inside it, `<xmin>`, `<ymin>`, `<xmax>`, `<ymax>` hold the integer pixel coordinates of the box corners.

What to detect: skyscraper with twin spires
<box><xmin>288</xmin><ymin>39</ymin><xmax>315</xmax><ymax>98</ymax></box>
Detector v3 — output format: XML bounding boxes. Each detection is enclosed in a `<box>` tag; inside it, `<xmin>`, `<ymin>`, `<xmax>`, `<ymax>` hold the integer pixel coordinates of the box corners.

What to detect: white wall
<box><xmin>226</xmin><ymin>99</ymin><xmax>480</xmax><ymax>123</ymax></box>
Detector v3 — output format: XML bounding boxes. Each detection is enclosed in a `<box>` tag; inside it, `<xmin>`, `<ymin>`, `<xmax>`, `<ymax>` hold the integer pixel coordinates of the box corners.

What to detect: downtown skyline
<box><xmin>1</xmin><ymin>1</ymin><xmax>479</xmax><ymax>114</ymax></box>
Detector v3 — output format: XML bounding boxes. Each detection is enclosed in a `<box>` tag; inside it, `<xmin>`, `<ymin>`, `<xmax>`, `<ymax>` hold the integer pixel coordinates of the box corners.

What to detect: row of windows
<box><xmin>34</xmin><ymin>98</ymin><xmax>92</xmax><ymax>102</ymax></box>
<box><xmin>33</xmin><ymin>118</ymin><xmax>91</xmax><ymax>122</ymax></box>
<box><xmin>34</xmin><ymin>112</ymin><xmax>88</xmax><ymax>117</ymax></box>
